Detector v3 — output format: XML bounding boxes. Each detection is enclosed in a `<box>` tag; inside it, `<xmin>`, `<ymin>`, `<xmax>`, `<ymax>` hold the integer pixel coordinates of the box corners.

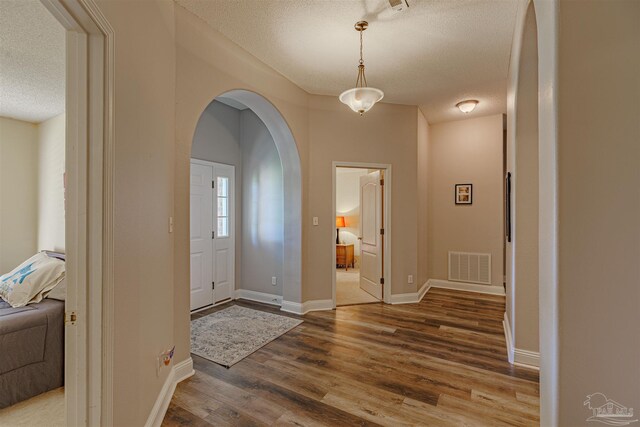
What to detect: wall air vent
<box><xmin>448</xmin><ymin>251</ymin><xmax>492</xmax><ymax>285</ymax></box>
<box><xmin>388</xmin><ymin>0</ymin><xmax>409</xmax><ymax>13</ymax></box>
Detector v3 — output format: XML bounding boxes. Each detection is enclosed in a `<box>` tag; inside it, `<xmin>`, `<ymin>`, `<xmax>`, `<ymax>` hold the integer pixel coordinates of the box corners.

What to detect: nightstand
<box><xmin>336</xmin><ymin>244</ymin><xmax>355</xmax><ymax>270</ymax></box>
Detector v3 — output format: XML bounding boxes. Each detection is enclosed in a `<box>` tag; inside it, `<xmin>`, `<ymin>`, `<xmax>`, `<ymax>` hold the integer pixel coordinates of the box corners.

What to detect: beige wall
<box><xmin>308</xmin><ymin>95</ymin><xmax>419</xmax><ymax>298</ymax></box>
<box><xmin>427</xmin><ymin>114</ymin><xmax>504</xmax><ymax>287</ymax></box>
<box><xmin>417</xmin><ymin>110</ymin><xmax>430</xmax><ymax>286</ymax></box>
<box><xmin>513</xmin><ymin>3</ymin><xmax>539</xmax><ymax>353</ymax></box>
<box><xmin>0</xmin><ymin>117</ymin><xmax>38</xmax><ymax>274</ymax></box>
<box><xmin>94</xmin><ymin>1</ymin><xmax>176</xmax><ymax>425</ymax></box>
<box><xmin>558</xmin><ymin>0</ymin><xmax>640</xmax><ymax>424</ymax></box>
<box><xmin>173</xmin><ymin>3</ymin><xmax>310</xmax><ymax>364</ymax></box>
<box><xmin>505</xmin><ymin>0</ymin><xmax>540</xmax><ymax>357</ymax></box>
<box><xmin>37</xmin><ymin>113</ymin><xmax>65</xmax><ymax>253</ymax></box>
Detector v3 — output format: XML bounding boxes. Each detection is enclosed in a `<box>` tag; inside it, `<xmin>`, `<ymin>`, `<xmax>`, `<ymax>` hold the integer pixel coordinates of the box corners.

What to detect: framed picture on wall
<box><xmin>455</xmin><ymin>184</ymin><xmax>473</xmax><ymax>205</ymax></box>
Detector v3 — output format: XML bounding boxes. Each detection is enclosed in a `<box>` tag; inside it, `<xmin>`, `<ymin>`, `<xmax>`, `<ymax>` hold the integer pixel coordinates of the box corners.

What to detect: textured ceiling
<box><xmin>176</xmin><ymin>0</ymin><xmax>519</xmax><ymax>123</ymax></box>
<box><xmin>0</xmin><ymin>0</ymin><xmax>65</xmax><ymax>123</ymax></box>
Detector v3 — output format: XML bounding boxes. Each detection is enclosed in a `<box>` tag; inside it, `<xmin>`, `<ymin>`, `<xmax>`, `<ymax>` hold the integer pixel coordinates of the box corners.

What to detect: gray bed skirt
<box><xmin>0</xmin><ymin>298</ymin><xmax>64</xmax><ymax>409</ymax></box>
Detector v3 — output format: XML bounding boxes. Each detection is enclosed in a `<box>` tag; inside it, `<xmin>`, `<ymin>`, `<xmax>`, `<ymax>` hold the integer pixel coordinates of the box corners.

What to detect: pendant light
<box><xmin>339</xmin><ymin>21</ymin><xmax>384</xmax><ymax>116</ymax></box>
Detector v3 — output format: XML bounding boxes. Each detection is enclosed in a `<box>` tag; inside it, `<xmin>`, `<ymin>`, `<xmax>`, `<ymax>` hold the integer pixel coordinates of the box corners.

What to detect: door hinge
<box><xmin>380</xmin><ymin>278</ymin><xmax>385</xmax><ymax>285</ymax></box>
<box><xmin>65</xmin><ymin>311</ymin><xmax>77</xmax><ymax>325</ymax></box>
<box><xmin>212</xmin><ymin>282</ymin><xmax>215</xmax><ymax>290</ymax></box>
<box><xmin>212</xmin><ymin>180</ymin><xmax>215</xmax><ymax>188</ymax></box>
<box><xmin>212</xmin><ymin>231</ymin><xmax>215</xmax><ymax>239</ymax></box>
<box><xmin>380</xmin><ymin>228</ymin><xmax>384</xmax><ymax>235</ymax></box>
<box><xmin>380</xmin><ymin>179</ymin><xmax>384</xmax><ymax>186</ymax></box>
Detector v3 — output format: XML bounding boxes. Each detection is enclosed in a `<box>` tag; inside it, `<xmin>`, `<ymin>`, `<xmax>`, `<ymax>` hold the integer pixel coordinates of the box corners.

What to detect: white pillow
<box><xmin>0</xmin><ymin>252</ymin><xmax>66</xmax><ymax>307</ymax></box>
<box><xmin>47</xmin><ymin>277</ymin><xmax>66</xmax><ymax>301</ymax></box>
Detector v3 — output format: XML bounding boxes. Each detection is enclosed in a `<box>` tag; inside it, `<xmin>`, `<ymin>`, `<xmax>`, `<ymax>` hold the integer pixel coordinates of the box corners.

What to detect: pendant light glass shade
<box><xmin>339</xmin><ymin>87</ymin><xmax>384</xmax><ymax>115</ymax></box>
<box><xmin>340</xmin><ymin>21</ymin><xmax>384</xmax><ymax>115</ymax></box>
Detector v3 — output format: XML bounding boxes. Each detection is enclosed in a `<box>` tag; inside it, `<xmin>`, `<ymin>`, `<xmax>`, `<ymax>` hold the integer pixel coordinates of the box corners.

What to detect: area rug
<box><xmin>190</xmin><ymin>305</ymin><xmax>302</xmax><ymax>368</ymax></box>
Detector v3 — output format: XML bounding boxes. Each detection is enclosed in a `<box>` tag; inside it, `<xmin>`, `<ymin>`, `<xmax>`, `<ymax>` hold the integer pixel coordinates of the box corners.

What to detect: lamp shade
<box><xmin>339</xmin><ymin>87</ymin><xmax>384</xmax><ymax>115</ymax></box>
<box><xmin>336</xmin><ymin>216</ymin><xmax>346</xmax><ymax>228</ymax></box>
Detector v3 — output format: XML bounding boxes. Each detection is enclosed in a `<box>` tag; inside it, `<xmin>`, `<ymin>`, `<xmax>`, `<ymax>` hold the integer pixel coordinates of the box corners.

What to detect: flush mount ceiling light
<box><xmin>456</xmin><ymin>100</ymin><xmax>479</xmax><ymax>113</ymax></box>
<box><xmin>339</xmin><ymin>21</ymin><xmax>384</xmax><ymax>116</ymax></box>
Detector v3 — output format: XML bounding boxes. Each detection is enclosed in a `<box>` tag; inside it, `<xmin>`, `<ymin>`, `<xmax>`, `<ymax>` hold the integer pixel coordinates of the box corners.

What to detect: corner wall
<box><xmin>558</xmin><ymin>0</ymin><xmax>640</xmax><ymax>424</ymax></box>
<box><xmin>417</xmin><ymin>110</ymin><xmax>430</xmax><ymax>287</ymax></box>
<box><xmin>427</xmin><ymin>114</ymin><xmax>504</xmax><ymax>288</ymax></box>
<box><xmin>37</xmin><ymin>113</ymin><xmax>65</xmax><ymax>253</ymax></box>
<box><xmin>0</xmin><ymin>117</ymin><xmax>38</xmax><ymax>274</ymax></box>
<box><xmin>95</xmin><ymin>1</ymin><xmax>177</xmax><ymax>425</ymax></box>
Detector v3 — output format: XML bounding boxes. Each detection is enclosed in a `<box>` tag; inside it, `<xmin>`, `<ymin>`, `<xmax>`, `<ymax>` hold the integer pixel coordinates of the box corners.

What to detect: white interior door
<box><xmin>359</xmin><ymin>171</ymin><xmax>383</xmax><ymax>299</ymax></box>
<box><xmin>190</xmin><ymin>162</ymin><xmax>214</xmax><ymax>311</ymax></box>
<box><xmin>212</xmin><ymin>164</ymin><xmax>234</xmax><ymax>303</ymax></box>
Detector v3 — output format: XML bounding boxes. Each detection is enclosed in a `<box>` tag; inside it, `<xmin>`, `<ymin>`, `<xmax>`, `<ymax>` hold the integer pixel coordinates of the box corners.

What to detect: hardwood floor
<box><xmin>163</xmin><ymin>288</ymin><xmax>539</xmax><ymax>426</ymax></box>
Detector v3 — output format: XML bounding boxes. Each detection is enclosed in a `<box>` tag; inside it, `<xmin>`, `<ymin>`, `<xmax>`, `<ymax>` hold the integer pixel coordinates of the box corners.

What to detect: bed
<box><xmin>0</xmin><ymin>251</ymin><xmax>65</xmax><ymax>409</ymax></box>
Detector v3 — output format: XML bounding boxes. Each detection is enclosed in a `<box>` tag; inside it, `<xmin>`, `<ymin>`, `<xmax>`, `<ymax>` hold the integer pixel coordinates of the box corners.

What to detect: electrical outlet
<box><xmin>408</xmin><ymin>275</ymin><xmax>414</xmax><ymax>284</ymax></box>
<box><xmin>156</xmin><ymin>346</ymin><xmax>175</xmax><ymax>377</ymax></box>
<box><xmin>272</xmin><ymin>276</ymin><xmax>277</xmax><ymax>286</ymax></box>
<box><xmin>313</xmin><ymin>217</ymin><xmax>319</xmax><ymax>226</ymax></box>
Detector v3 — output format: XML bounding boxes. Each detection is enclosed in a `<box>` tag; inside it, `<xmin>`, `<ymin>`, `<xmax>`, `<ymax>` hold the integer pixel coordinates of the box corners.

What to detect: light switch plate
<box><xmin>272</xmin><ymin>276</ymin><xmax>277</xmax><ymax>286</ymax></box>
<box><xmin>169</xmin><ymin>216</ymin><xmax>174</xmax><ymax>233</ymax></box>
<box><xmin>408</xmin><ymin>275</ymin><xmax>414</xmax><ymax>284</ymax></box>
<box><xmin>313</xmin><ymin>217</ymin><xmax>319</xmax><ymax>226</ymax></box>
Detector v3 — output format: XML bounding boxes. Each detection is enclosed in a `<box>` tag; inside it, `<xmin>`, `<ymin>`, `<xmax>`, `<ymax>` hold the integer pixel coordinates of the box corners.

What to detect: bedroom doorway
<box><xmin>332</xmin><ymin>163</ymin><xmax>392</xmax><ymax>307</ymax></box>
<box><xmin>0</xmin><ymin>0</ymin><xmax>112</xmax><ymax>425</ymax></box>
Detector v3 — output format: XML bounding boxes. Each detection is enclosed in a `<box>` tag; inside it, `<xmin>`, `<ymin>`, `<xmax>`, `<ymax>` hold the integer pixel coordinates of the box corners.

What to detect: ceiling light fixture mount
<box><xmin>339</xmin><ymin>20</ymin><xmax>384</xmax><ymax>116</ymax></box>
<box><xmin>456</xmin><ymin>99</ymin><xmax>479</xmax><ymax>114</ymax></box>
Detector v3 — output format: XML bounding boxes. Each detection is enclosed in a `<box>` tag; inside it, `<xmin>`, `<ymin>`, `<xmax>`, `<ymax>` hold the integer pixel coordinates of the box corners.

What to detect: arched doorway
<box><xmin>188</xmin><ymin>89</ymin><xmax>302</xmax><ymax>310</ymax></box>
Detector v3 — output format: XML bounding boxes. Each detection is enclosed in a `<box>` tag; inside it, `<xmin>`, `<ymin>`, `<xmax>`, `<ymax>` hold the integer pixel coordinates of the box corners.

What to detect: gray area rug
<box><xmin>190</xmin><ymin>305</ymin><xmax>302</xmax><ymax>368</ymax></box>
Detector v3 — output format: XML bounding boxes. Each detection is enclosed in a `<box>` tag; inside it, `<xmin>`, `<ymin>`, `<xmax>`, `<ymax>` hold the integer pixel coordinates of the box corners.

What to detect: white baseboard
<box><xmin>145</xmin><ymin>357</ymin><xmax>194</xmax><ymax>427</ymax></box>
<box><xmin>503</xmin><ymin>312</ymin><xmax>540</xmax><ymax>369</ymax></box>
<box><xmin>514</xmin><ymin>348</ymin><xmax>540</xmax><ymax>369</ymax></box>
<box><xmin>428</xmin><ymin>278</ymin><xmax>505</xmax><ymax>296</ymax></box>
<box><xmin>390</xmin><ymin>281</ymin><xmax>431</xmax><ymax>304</ymax></box>
<box><xmin>235</xmin><ymin>289</ymin><xmax>282</xmax><ymax>306</ymax></box>
<box><xmin>503</xmin><ymin>312</ymin><xmax>515</xmax><ymax>364</ymax></box>
<box><xmin>281</xmin><ymin>299</ymin><xmax>333</xmax><ymax>315</ymax></box>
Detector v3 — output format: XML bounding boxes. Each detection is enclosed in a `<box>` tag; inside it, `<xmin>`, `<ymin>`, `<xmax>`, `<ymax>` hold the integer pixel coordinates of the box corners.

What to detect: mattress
<box><xmin>0</xmin><ymin>298</ymin><xmax>64</xmax><ymax>408</ymax></box>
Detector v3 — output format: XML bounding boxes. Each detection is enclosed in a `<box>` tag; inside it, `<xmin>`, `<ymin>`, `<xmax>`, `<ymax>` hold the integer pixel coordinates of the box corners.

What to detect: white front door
<box><xmin>359</xmin><ymin>170</ymin><xmax>383</xmax><ymax>299</ymax></box>
<box><xmin>190</xmin><ymin>163</ymin><xmax>214</xmax><ymax>311</ymax></box>
<box><xmin>190</xmin><ymin>160</ymin><xmax>235</xmax><ymax>311</ymax></box>
<box><xmin>212</xmin><ymin>163</ymin><xmax>234</xmax><ymax>303</ymax></box>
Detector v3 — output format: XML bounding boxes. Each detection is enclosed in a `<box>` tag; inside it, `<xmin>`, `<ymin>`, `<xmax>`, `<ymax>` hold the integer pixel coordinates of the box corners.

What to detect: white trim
<box><xmin>514</xmin><ymin>349</ymin><xmax>540</xmax><ymax>369</ymax></box>
<box><xmin>235</xmin><ymin>289</ymin><xmax>283</xmax><ymax>306</ymax></box>
<box><xmin>503</xmin><ymin>312</ymin><xmax>515</xmax><ymax>364</ymax></box>
<box><xmin>428</xmin><ymin>278</ymin><xmax>505</xmax><ymax>296</ymax></box>
<box><xmin>144</xmin><ymin>358</ymin><xmax>194</xmax><ymax>427</ymax></box>
<box><xmin>389</xmin><ymin>281</ymin><xmax>431</xmax><ymax>305</ymax></box>
<box><xmin>40</xmin><ymin>0</ymin><xmax>114</xmax><ymax>425</ymax></box>
<box><xmin>331</xmin><ymin>162</ymin><xmax>392</xmax><ymax>308</ymax></box>
<box><xmin>504</xmin><ymin>312</ymin><xmax>540</xmax><ymax>369</ymax></box>
<box><xmin>532</xmin><ymin>0</ymin><xmax>560</xmax><ymax>424</ymax></box>
<box><xmin>190</xmin><ymin>298</ymin><xmax>233</xmax><ymax>314</ymax></box>
<box><xmin>281</xmin><ymin>299</ymin><xmax>334</xmax><ymax>315</ymax></box>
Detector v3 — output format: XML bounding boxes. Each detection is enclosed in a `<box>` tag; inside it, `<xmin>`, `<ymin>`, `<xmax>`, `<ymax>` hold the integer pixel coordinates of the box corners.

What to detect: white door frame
<box><xmin>190</xmin><ymin>158</ymin><xmax>236</xmax><ymax>308</ymax></box>
<box><xmin>40</xmin><ymin>0</ymin><xmax>114</xmax><ymax>425</ymax></box>
<box><xmin>331</xmin><ymin>162</ymin><xmax>392</xmax><ymax>307</ymax></box>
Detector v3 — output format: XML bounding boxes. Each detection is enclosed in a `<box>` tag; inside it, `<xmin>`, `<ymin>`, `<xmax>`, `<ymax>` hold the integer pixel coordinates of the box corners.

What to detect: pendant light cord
<box><xmin>356</xmin><ymin>28</ymin><xmax>368</xmax><ymax>88</ymax></box>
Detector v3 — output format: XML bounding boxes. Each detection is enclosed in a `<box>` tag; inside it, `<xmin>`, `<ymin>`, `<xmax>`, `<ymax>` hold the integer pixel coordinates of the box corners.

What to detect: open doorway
<box><xmin>0</xmin><ymin>0</ymin><xmax>111</xmax><ymax>425</ymax></box>
<box><xmin>188</xmin><ymin>90</ymin><xmax>301</xmax><ymax>314</ymax></box>
<box><xmin>0</xmin><ymin>0</ymin><xmax>67</xmax><ymax>423</ymax></box>
<box><xmin>332</xmin><ymin>163</ymin><xmax>391</xmax><ymax>307</ymax></box>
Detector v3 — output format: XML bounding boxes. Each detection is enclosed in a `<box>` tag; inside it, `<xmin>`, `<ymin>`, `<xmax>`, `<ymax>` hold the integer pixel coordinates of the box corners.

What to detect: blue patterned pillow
<box><xmin>0</xmin><ymin>252</ymin><xmax>65</xmax><ymax>307</ymax></box>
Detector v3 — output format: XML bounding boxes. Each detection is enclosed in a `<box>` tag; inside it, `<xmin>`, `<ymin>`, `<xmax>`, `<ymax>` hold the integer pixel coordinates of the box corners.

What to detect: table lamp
<box><xmin>336</xmin><ymin>216</ymin><xmax>346</xmax><ymax>244</ymax></box>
